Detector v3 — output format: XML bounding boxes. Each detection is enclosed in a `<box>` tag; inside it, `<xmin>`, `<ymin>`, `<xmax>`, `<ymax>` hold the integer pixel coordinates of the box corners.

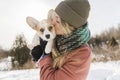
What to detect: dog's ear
<box><xmin>26</xmin><ymin>17</ymin><xmax>39</xmax><ymax>30</ymax></box>
<box><xmin>48</xmin><ymin>9</ymin><xmax>55</xmax><ymax>21</ymax></box>
<box><xmin>47</xmin><ymin>9</ymin><xmax>61</xmax><ymax>25</ymax></box>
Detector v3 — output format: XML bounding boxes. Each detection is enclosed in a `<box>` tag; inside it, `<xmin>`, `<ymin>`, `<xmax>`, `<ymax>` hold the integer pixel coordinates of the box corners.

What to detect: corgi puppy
<box><xmin>26</xmin><ymin>17</ymin><xmax>56</xmax><ymax>54</ymax></box>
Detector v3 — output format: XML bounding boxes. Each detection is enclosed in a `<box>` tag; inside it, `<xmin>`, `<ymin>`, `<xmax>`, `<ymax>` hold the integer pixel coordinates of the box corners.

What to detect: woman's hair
<box><xmin>48</xmin><ymin>9</ymin><xmax>75</xmax><ymax>69</ymax></box>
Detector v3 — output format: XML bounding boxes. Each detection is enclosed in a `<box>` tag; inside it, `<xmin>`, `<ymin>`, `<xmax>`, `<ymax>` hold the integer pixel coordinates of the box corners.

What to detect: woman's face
<box><xmin>48</xmin><ymin>10</ymin><xmax>64</xmax><ymax>35</ymax></box>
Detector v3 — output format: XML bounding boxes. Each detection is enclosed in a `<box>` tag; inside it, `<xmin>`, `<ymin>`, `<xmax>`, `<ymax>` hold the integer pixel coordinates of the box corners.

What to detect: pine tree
<box><xmin>10</xmin><ymin>34</ymin><xmax>31</xmax><ymax>67</ymax></box>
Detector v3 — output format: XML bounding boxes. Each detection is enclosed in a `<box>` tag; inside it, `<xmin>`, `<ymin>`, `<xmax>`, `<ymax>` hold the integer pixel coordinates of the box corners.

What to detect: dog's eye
<box><xmin>48</xmin><ymin>26</ymin><xmax>53</xmax><ymax>31</ymax></box>
<box><xmin>40</xmin><ymin>28</ymin><xmax>44</xmax><ymax>32</ymax></box>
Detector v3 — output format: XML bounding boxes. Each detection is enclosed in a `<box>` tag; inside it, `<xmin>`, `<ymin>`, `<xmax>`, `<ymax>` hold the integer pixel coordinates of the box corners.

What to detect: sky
<box><xmin>0</xmin><ymin>0</ymin><xmax>120</xmax><ymax>49</ymax></box>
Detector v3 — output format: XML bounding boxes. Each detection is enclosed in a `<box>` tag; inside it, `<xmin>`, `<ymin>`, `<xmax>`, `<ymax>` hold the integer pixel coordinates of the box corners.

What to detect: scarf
<box><xmin>55</xmin><ymin>23</ymin><xmax>91</xmax><ymax>54</ymax></box>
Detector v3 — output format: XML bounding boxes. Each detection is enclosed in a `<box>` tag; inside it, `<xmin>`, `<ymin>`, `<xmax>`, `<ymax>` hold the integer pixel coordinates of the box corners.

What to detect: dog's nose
<box><xmin>46</xmin><ymin>34</ymin><xmax>50</xmax><ymax>39</ymax></box>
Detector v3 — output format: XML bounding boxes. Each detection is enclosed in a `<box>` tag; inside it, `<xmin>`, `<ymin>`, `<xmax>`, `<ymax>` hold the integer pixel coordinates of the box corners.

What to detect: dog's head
<box><xmin>26</xmin><ymin>17</ymin><xmax>56</xmax><ymax>41</ymax></box>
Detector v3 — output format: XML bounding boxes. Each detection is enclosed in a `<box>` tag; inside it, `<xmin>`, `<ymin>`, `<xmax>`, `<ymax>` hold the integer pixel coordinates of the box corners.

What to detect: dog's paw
<box><xmin>45</xmin><ymin>40</ymin><xmax>53</xmax><ymax>54</ymax></box>
<box><xmin>45</xmin><ymin>47</ymin><xmax>51</xmax><ymax>54</ymax></box>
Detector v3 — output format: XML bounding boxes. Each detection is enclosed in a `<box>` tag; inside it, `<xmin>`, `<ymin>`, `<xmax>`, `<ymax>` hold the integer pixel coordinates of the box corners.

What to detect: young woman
<box><xmin>32</xmin><ymin>0</ymin><xmax>91</xmax><ymax>80</ymax></box>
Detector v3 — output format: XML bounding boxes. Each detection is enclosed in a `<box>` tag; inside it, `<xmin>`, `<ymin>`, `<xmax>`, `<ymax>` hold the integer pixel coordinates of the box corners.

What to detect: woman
<box><xmin>32</xmin><ymin>0</ymin><xmax>91</xmax><ymax>80</ymax></box>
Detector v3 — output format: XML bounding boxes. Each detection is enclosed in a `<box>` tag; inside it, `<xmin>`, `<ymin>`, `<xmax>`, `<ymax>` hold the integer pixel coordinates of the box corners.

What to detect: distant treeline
<box><xmin>89</xmin><ymin>24</ymin><xmax>120</xmax><ymax>48</ymax></box>
<box><xmin>88</xmin><ymin>24</ymin><xmax>120</xmax><ymax>62</ymax></box>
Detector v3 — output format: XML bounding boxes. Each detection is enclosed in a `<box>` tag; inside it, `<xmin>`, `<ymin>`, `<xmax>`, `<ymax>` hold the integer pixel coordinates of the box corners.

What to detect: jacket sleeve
<box><xmin>39</xmin><ymin>46</ymin><xmax>91</xmax><ymax>80</ymax></box>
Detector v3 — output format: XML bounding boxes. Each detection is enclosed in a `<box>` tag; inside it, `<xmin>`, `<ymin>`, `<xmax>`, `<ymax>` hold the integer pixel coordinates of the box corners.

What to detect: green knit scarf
<box><xmin>55</xmin><ymin>23</ymin><xmax>91</xmax><ymax>54</ymax></box>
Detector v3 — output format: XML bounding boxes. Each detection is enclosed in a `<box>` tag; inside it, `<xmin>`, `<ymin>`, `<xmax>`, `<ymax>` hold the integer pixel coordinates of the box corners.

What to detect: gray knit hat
<box><xmin>55</xmin><ymin>0</ymin><xmax>90</xmax><ymax>28</ymax></box>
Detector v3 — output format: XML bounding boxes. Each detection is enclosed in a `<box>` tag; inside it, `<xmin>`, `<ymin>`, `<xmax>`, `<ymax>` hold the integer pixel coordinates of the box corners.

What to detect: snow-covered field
<box><xmin>0</xmin><ymin>57</ymin><xmax>120</xmax><ymax>80</ymax></box>
<box><xmin>87</xmin><ymin>61</ymin><xmax>120</xmax><ymax>80</ymax></box>
<box><xmin>0</xmin><ymin>69</ymin><xmax>39</xmax><ymax>80</ymax></box>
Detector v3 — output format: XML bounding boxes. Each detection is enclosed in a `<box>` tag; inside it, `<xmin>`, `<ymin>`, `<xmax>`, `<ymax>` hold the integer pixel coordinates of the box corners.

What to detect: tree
<box><xmin>10</xmin><ymin>34</ymin><xmax>31</xmax><ymax>67</ymax></box>
<box><xmin>0</xmin><ymin>47</ymin><xmax>8</xmax><ymax>59</ymax></box>
<box><xmin>110</xmin><ymin>37</ymin><xmax>118</xmax><ymax>47</ymax></box>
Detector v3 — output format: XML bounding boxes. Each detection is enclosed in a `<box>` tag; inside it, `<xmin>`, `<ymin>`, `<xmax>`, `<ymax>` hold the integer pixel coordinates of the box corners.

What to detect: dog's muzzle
<box><xmin>46</xmin><ymin>34</ymin><xmax>50</xmax><ymax>39</ymax></box>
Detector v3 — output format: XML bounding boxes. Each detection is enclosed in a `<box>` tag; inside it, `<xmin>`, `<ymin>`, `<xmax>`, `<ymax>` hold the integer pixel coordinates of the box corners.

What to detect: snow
<box><xmin>0</xmin><ymin>56</ymin><xmax>12</xmax><ymax>71</ymax></box>
<box><xmin>0</xmin><ymin>69</ymin><xmax>39</xmax><ymax>80</ymax></box>
<box><xmin>87</xmin><ymin>61</ymin><xmax>120</xmax><ymax>80</ymax></box>
<box><xmin>0</xmin><ymin>60</ymin><xmax>120</xmax><ymax>80</ymax></box>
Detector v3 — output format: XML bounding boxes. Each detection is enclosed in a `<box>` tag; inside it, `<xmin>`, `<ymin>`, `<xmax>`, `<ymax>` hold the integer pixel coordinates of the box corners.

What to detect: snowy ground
<box><xmin>0</xmin><ymin>60</ymin><xmax>120</xmax><ymax>80</ymax></box>
<box><xmin>87</xmin><ymin>61</ymin><xmax>120</xmax><ymax>80</ymax></box>
<box><xmin>0</xmin><ymin>69</ymin><xmax>39</xmax><ymax>80</ymax></box>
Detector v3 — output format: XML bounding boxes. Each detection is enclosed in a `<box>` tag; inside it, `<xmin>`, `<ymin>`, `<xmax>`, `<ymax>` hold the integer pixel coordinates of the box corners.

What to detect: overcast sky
<box><xmin>0</xmin><ymin>0</ymin><xmax>120</xmax><ymax>49</ymax></box>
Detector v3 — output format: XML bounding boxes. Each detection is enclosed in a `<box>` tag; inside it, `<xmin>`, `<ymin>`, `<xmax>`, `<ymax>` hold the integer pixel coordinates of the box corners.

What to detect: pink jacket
<box><xmin>39</xmin><ymin>44</ymin><xmax>91</xmax><ymax>80</ymax></box>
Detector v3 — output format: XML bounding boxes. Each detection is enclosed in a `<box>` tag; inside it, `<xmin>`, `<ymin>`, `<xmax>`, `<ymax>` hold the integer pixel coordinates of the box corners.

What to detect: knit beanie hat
<box><xmin>55</xmin><ymin>0</ymin><xmax>90</xmax><ymax>28</ymax></box>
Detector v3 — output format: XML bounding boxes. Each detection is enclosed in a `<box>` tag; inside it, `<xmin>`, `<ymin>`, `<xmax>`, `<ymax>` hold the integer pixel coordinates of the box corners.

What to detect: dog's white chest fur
<box><xmin>32</xmin><ymin>33</ymin><xmax>53</xmax><ymax>54</ymax></box>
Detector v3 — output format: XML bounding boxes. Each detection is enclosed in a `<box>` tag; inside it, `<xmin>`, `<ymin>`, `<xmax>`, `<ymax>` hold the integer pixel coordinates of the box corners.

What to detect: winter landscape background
<box><xmin>0</xmin><ymin>57</ymin><xmax>120</xmax><ymax>80</ymax></box>
<box><xmin>0</xmin><ymin>0</ymin><xmax>120</xmax><ymax>80</ymax></box>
